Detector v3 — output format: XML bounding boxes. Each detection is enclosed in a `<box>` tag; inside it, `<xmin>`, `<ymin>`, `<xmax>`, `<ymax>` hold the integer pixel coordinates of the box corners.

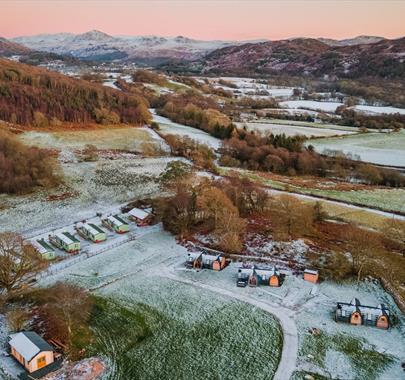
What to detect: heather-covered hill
<box><xmin>0</xmin><ymin>37</ymin><xmax>30</xmax><ymax>56</ymax></box>
<box><xmin>197</xmin><ymin>37</ymin><xmax>405</xmax><ymax>79</ymax></box>
<box><xmin>0</xmin><ymin>59</ymin><xmax>151</xmax><ymax>126</ymax></box>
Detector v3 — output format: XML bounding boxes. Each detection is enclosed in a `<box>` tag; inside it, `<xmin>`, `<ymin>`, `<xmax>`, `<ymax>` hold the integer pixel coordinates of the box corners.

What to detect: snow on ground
<box><xmin>236</xmin><ymin>122</ymin><xmax>355</xmax><ymax>137</ymax></box>
<box><xmin>102</xmin><ymin>80</ymin><xmax>119</xmax><ymax>90</ymax></box>
<box><xmin>353</xmin><ymin>104</ymin><xmax>405</xmax><ymax>115</ymax></box>
<box><xmin>308</xmin><ymin>130</ymin><xmax>405</xmax><ymax>167</ymax></box>
<box><xmin>280</xmin><ymin>100</ymin><xmax>343</xmax><ymax>113</ymax></box>
<box><xmin>150</xmin><ymin>109</ymin><xmax>222</xmax><ymax>150</ymax></box>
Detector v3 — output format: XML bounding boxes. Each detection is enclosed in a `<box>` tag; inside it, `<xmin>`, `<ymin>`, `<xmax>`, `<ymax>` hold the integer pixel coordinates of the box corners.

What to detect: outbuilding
<box><xmin>128</xmin><ymin>208</ymin><xmax>152</xmax><ymax>226</ymax></box>
<box><xmin>9</xmin><ymin>331</ymin><xmax>55</xmax><ymax>374</ymax></box>
<box><xmin>304</xmin><ymin>269</ymin><xmax>319</xmax><ymax>283</ymax></box>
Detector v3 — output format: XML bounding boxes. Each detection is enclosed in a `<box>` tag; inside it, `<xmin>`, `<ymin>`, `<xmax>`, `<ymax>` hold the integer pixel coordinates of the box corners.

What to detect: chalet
<box><xmin>128</xmin><ymin>207</ymin><xmax>152</xmax><ymax>226</ymax></box>
<box><xmin>335</xmin><ymin>298</ymin><xmax>390</xmax><ymax>329</ymax></box>
<box><xmin>76</xmin><ymin>222</ymin><xmax>107</xmax><ymax>243</ymax></box>
<box><xmin>33</xmin><ymin>239</ymin><xmax>55</xmax><ymax>260</ymax></box>
<box><xmin>237</xmin><ymin>265</ymin><xmax>282</xmax><ymax>288</ymax></box>
<box><xmin>49</xmin><ymin>232</ymin><xmax>80</xmax><ymax>254</ymax></box>
<box><xmin>102</xmin><ymin>215</ymin><xmax>129</xmax><ymax>234</ymax></box>
<box><xmin>9</xmin><ymin>331</ymin><xmax>55</xmax><ymax>374</ymax></box>
<box><xmin>304</xmin><ymin>269</ymin><xmax>319</xmax><ymax>283</ymax></box>
<box><xmin>186</xmin><ymin>252</ymin><xmax>226</xmax><ymax>271</ymax></box>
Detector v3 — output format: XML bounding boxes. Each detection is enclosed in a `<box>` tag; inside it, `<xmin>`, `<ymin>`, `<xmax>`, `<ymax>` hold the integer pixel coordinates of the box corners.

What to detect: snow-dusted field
<box><xmin>308</xmin><ymin>130</ymin><xmax>405</xmax><ymax>167</ymax></box>
<box><xmin>353</xmin><ymin>104</ymin><xmax>405</xmax><ymax>115</ymax></box>
<box><xmin>280</xmin><ymin>100</ymin><xmax>343</xmax><ymax>113</ymax></box>
<box><xmin>237</xmin><ymin>121</ymin><xmax>355</xmax><ymax>137</ymax></box>
<box><xmin>151</xmin><ymin>110</ymin><xmax>222</xmax><ymax>150</ymax></box>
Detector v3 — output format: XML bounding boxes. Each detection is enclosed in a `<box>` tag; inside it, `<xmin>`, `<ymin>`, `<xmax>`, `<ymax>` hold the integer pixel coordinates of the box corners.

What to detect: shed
<box><xmin>304</xmin><ymin>269</ymin><xmax>319</xmax><ymax>283</ymax></box>
<box><xmin>34</xmin><ymin>239</ymin><xmax>55</xmax><ymax>260</ymax></box>
<box><xmin>9</xmin><ymin>331</ymin><xmax>54</xmax><ymax>373</ymax></box>
<box><xmin>128</xmin><ymin>208</ymin><xmax>152</xmax><ymax>226</ymax></box>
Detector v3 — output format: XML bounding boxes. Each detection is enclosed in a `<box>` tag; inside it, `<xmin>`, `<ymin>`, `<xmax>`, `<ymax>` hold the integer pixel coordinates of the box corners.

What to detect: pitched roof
<box><xmin>128</xmin><ymin>207</ymin><xmax>150</xmax><ymax>220</ymax></box>
<box><xmin>9</xmin><ymin>331</ymin><xmax>53</xmax><ymax>362</ymax></box>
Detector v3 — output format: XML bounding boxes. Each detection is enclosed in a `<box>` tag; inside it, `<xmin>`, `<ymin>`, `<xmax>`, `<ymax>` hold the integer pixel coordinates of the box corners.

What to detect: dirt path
<box><xmin>163</xmin><ymin>272</ymin><xmax>298</xmax><ymax>380</ymax></box>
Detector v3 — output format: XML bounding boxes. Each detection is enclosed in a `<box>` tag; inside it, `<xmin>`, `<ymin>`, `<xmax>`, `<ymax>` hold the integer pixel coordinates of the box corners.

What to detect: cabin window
<box><xmin>367</xmin><ymin>313</ymin><xmax>372</xmax><ymax>320</ymax></box>
<box><xmin>341</xmin><ymin>310</ymin><xmax>345</xmax><ymax>317</ymax></box>
<box><xmin>37</xmin><ymin>355</ymin><xmax>46</xmax><ymax>369</ymax></box>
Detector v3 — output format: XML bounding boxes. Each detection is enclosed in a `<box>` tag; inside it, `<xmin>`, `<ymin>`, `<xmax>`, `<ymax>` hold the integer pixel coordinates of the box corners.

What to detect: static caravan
<box><xmin>34</xmin><ymin>239</ymin><xmax>56</xmax><ymax>260</ymax></box>
<box><xmin>237</xmin><ymin>265</ymin><xmax>282</xmax><ymax>288</ymax></box>
<box><xmin>49</xmin><ymin>232</ymin><xmax>80</xmax><ymax>254</ymax></box>
<box><xmin>335</xmin><ymin>298</ymin><xmax>390</xmax><ymax>329</ymax></box>
<box><xmin>9</xmin><ymin>331</ymin><xmax>55</xmax><ymax>374</ymax></box>
<box><xmin>185</xmin><ymin>252</ymin><xmax>226</xmax><ymax>271</ymax></box>
<box><xmin>128</xmin><ymin>208</ymin><xmax>152</xmax><ymax>226</ymax></box>
<box><xmin>102</xmin><ymin>215</ymin><xmax>129</xmax><ymax>234</ymax></box>
<box><xmin>76</xmin><ymin>222</ymin><xmax>107</xmax><ymax>243</ymax></box>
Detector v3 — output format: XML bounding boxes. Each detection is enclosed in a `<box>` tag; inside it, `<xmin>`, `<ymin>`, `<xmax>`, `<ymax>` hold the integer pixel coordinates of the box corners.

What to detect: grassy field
<box><xmin>87</xmin><ymin>296</ymin><xmax>282</xmax><ymax>380</ymax></box>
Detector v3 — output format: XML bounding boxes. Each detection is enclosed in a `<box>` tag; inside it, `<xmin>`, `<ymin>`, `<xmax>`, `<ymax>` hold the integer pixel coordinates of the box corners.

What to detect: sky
<box><xmin>1</xmin><ymin>0</ymin><xmax>405</xmax><ymax>41</ymax></box>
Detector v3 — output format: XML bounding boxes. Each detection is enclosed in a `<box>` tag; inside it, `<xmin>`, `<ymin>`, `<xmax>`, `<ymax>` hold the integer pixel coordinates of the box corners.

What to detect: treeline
<box><xmin>220</xmin><ymin>130</ymin><xmax>405</xmax><ymax>187</ymax></box>
<box><xmin>0</xmin><ymin>130</ymin><xmax>58</xmax><ymax>194</ymax></box>
<box><xmin>156</xmin><ymin>91</ymin><xmax>235</xmax><ymax>139</ymax></box>
<box><xmin>0</xmin><ymin>59</ymin><xmax>151</xmax><ymax>126</ymax></box>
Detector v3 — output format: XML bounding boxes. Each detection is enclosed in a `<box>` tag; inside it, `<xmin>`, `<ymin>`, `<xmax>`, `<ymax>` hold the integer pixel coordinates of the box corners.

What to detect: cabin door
<box><xmin>37</xmin><ymin>355</ymin><xmax>46</xmax><ymax>369</ymax></box>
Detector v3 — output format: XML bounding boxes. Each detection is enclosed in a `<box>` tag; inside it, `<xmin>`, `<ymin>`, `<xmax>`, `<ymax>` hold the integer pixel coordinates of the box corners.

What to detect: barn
<box><xmin>237</xmin><ymin>265</ymin><xmax>282</xmax><ymax>288</ymax></box>
<box><xmin>128</xmin><ymin>207</ymin><xmax>152</xmax><ymax>226</ymax></box>
<box><xmin>49</xmin><ymin>232</ymin><xmax>80</xmax><ymax>254</ymax></box>
<box><xmin>9</xmin><ymin>331</ymin><xmax>55</xmax><ymax>374</ymax></box>
<box><xmin>102</xmin><ymin>215</ymin><xmax>129</xmax><ymax>234</ymax></box>
<box><xmin>335</xmin><ymin>298</ymin><xmax>390</xmax><ymax>329</ymax></box>
<box><xmin>76</xmin><ymin>222</ymin><xmax>107</xmax><ymax>243</ymax></box>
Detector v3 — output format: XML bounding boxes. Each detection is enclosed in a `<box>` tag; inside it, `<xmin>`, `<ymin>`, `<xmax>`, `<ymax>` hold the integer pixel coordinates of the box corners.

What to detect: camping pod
<box><xmin>350</xmin><ymin>311</ymin><xmax>362</xmax><ymax>326</ymax></box>
<box><xmin>9</xmin><ymin>331</ymin><xmax>55</xmax><ymax>374</ymax></box>
<box><xmin>269</xmin><ymin>274</ymin><xmax>280</xmax><ymax>287</ymax></box>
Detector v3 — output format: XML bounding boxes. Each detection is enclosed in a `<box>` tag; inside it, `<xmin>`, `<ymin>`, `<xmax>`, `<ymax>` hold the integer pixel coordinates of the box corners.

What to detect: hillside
<box><xmin>0</xmin><ymin>37</ymin><xmax>30</xmax><ymax>56</ymax></box>
<box><xmin>196</xmin><ymin>37</ymin><xmax>405</xmax><ymax>79</ymax></box>
<box><xmin>0</xmin><ymin>59</ymin><xmax>150</xmax><ymax>126</ymax></box>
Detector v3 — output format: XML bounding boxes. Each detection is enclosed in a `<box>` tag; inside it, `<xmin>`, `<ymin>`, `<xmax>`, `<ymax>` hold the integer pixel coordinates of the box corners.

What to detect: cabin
<box><xmin>76</xmin><ymin>222</ymin><xmax>107</xmax><ymax>243</ymax></box>
<box><xmin>128</xmin><ymin>207</ymin><xmax>152</xmax><ymax>226</ymax></box>
<box><xmin>335</xmin><ymin>298</ymin><xmax>390</xmax><ymax>329</ymax></box>
<box><xmin>185</xmin><ymin>252</ymin><xmax>226</xmax><ymax>271</ymax></box>
<box><xmin>33</xmin><ymin>239</ymin><xmax>55</xmax><ymax>260</ymax></box>
<box><xmin>237</xmin><ymin>265</ymin><xmax>282</xmax><ymax>288</ymax></box>
<box><xmin>304</xmin><ymin>269</ymin><xmax>319</xmax><ymax>283</ymax></box>
<box><xmin>49</xmin><ymin>232</ymin><xmax>80</xmax><ymax>254</ymax></box>
<box><xmin>9</xmin><ymin>331</ymin><xmax>55</xmax><ymax>374</ymax></box>
<box><xmin>102</xmin><ymin>215</ymin><xmax>129</xmax><ymax>234</ymax></box>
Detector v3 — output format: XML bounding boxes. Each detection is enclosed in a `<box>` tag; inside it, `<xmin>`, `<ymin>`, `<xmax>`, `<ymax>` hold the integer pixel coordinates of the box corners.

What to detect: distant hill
<box><xmin>318</xmin><ymin>35</ymin><xmax>385</xmax><ymax>47</ymax></box>
<box><xmin>0</xmin><ymin>37</ymin><xmax>31</xmax><ymax>56</ymax></box>
<box><xmin>0</xmin><ymin>59</ymin><xmax>150</xmax><ymax>126</ymax></box>
<box><xmin>193</xmin><ymin>37</ymin><xmax>405</xmax><ymax>79</ymax></box>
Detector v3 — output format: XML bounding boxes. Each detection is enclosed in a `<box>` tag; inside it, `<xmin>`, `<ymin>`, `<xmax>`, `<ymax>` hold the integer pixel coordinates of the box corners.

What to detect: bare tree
<box><xmin>0</xmin><ymin>232</ymin><xmax>47</xmax><ymax>295</ymax></box>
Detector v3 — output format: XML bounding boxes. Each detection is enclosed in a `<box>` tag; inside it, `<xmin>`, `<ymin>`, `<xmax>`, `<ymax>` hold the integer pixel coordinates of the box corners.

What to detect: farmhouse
<box><xmin>335</xmin><ymin>298</ymin><xmax>390</xmax><ymax>329</ymax></box>
<box><xmin>9</xmin><ymin>331</ymin><xmax>55</xmax><ymax>374</ymax></box>
<box><xmin>49</xmin><ymin>232</ymin><xmax>80</xmax><ymax>254</ymax></box>
<box><xmin>237</xmin><ymin>265</ymin><xmax>282</xmax><ymax>288</ymax></box>
<box><xmin>128</xmin><ymin>207</ymin><xmax>152</xmax><ymax>226</ymax></box>
<box><xmin>76</xmin><ymin>222</ymin><xmax>107</xmax><ymax>243</ymax></box>
<box><xmin>186</xmin><ymin>251</ymin><xmax>226</xmax><ymax>271</ymax></box>
<box><xmin>33</xmin><ymin>239</ymin><xmax>55</xmax><ymax>260</ymax></box>
<box><xmin>304</xmin><ymin>269</ymin><xmax>319</xmax><ymax>283</ymax></box>
<box><xmin>102</xmin><ymin>215</ymin><xmax>129</xmax><ymax>234</ymax></box>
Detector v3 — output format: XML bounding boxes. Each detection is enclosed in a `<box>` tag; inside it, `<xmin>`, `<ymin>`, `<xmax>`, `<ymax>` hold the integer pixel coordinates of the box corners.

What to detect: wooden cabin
<box><xmin>304</xmin><ymin>269</ymin><xmax>319</xmax><ymax>283</ymax></box>
<box><xmin>335</xmin><ymin>298</ymin><xmax>390</xmax><ymax>329</ymax></box>
<box><xmin>33</xmin><ymin>239</ymin><xmax>55</xmax><ymax>260</ymax></box>
<box><xmin>237</xmin><ymin>265</ymin><xmax>282</xmax><ymax>288</ymax></box>
<box><xmin>128</xmin><ymin>207</ymin><xmax>152</xmax><ymax>226</ymax></box>
<box><xmin>185</xmin><ymin>252</ymin><xmax>226</xmax><ymax>271</ymax></box>
<box><xmin>49</xmin><ymin>232</ymin><xmax>80</xmax><ymax>254</ymax></box>
<box><xmin>76</xmin><ymin>222</ymin><xmax>107</xmax><ymax>243</ymax></box>
<box><xmin>102</xmin><ymin>215</ymin><xmax>129</xmax><ymax>234</ymax></box>
<box><xmin>9</xmin><ymin>331</ymin><xmax>54</xmax><ymax>374</ymax></box>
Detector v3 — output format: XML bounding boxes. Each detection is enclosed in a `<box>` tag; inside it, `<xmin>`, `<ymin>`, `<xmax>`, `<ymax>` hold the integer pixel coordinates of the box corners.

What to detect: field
<box><xmin>280</xmin><ymin>100</ymin><xmax>343</xmax><ymax>113</ymax></box>
<box><xmin>236</xmin><ymin>121</ymin><xmax>356</xmax><ymax>138</ymax></box>
<box><xmin>308</xmin><ymin>130</ymin><xmax>405</xmax><ymax>167</ymax></box>
<box><xmin>40</xmin><ymin>231</ymin><xmax>283</xmax><ymax>380</ymax></box>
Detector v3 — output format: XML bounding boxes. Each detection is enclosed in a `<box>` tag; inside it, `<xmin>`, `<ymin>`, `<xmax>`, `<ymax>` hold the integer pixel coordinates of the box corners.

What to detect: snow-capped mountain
<box><xmin>12</xmin><ymin>30</ymin><xmax>245</xmax><ymax>62</ymax></box>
